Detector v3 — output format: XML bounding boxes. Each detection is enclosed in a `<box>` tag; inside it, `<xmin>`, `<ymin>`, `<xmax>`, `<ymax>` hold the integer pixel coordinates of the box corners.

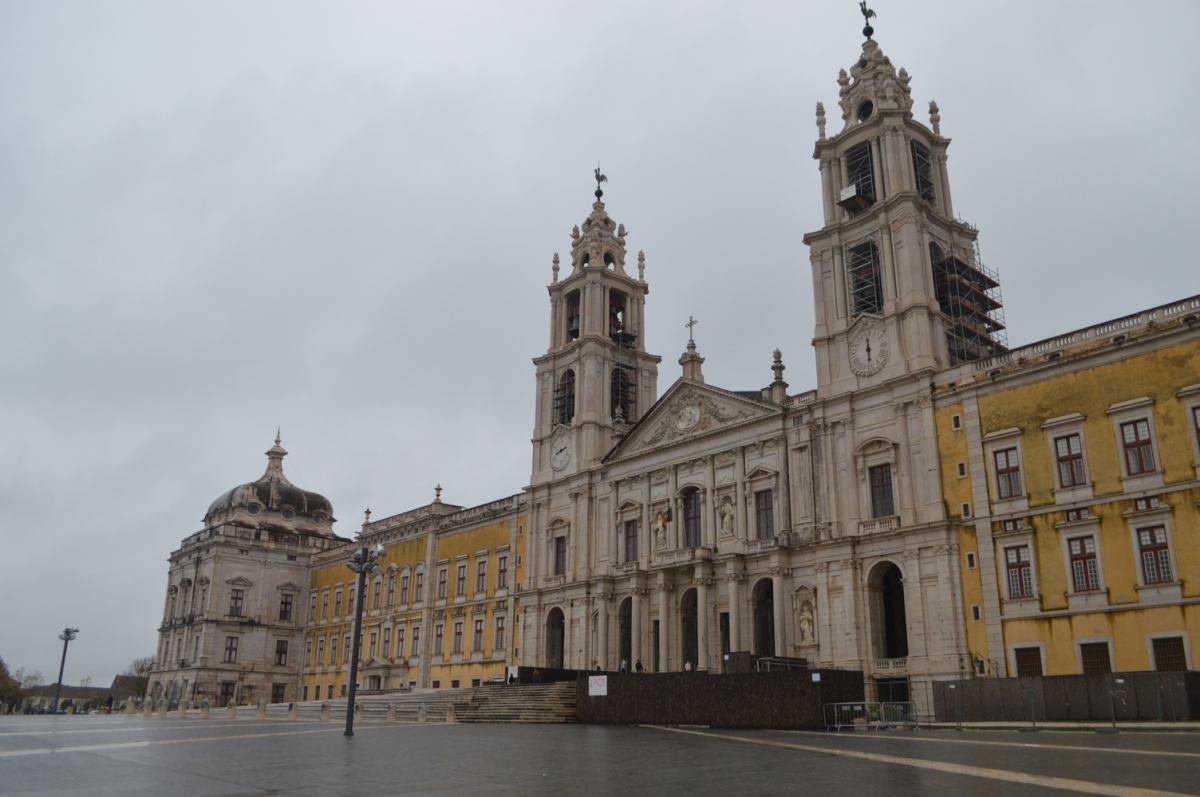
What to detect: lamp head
<box><xmin>370</xmin><ymin>543</ymin><xmax>386</xmax><ymax>560</ymax></box>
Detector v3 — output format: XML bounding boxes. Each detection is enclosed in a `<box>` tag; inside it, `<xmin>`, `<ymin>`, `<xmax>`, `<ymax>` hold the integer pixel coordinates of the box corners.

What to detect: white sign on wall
<box><xmin>588</xmin><ymin>675</ymin><xmax>608</xmax><ymax>697</ymax></box>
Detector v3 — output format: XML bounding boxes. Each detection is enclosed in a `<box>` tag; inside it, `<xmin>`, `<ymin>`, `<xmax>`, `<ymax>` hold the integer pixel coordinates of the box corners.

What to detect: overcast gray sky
<box><xmin>2</xmin><ymin>1</ymin><xmax>1197</xmax><ymax>685</ymax></box>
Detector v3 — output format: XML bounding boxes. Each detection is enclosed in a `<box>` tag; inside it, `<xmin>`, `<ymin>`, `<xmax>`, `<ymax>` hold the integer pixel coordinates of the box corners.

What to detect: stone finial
<box><xmin>929</xmin><ymin>101</ymin><xmax>941</xmax><ymax>136</ymax></box>
<box><xmin>637</xmin><ymin>251</ymin><xmax>645</xmax><ymax>282</ymax></box>
<box><xmin>363</xmin><ymin>508</ymin><xmax>371</xmax><ymax>525</ymax></box>
<box><xmin>275</xmin><ymin>427</ymin><xmax>281</xmax><ymax>445</ymax></box>
<box><xmin>770</xmin><ymin>349</ymin><xmax>788</xmax><ymax>404</ymax></box>
<box><xmin>551</xmin><ymin>253</ymin><xmax>560</xmax><ymax>284</ymax></box>
<box><xmin>262</xmin><ymin>433</ymin><xmax>293</xmax><ymax>486</ymax></box>
<box><xmin>679</xmin><ymin>339</ymin><xmax>705</xmax><ymax>383</ymax></box>
<box><xmin>816</xmin><ymin>103</ymin><xmax>827</xmax><ymax>140</ymax></box>
<box><xmin>434</xmin><ymin>484</ymin><xmax>443</xmax><ymax>502</ymax></box>
<box><xmin>571</xmin><ymin>225</ymin><xmax>580</xmax><ymax>241</ymax></box>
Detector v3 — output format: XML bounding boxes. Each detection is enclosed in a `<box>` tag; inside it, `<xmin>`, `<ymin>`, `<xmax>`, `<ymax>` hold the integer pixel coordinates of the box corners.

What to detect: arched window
<box><xmin>566</xmin><ymin>291</ymin><xmax>581</xmax><ymax>340</ymax></box>
<box><xmin>611</xmin><ymin>366</ymin><xmax>636</xmax><ymax>421</ymax></box>
<box><xmin>554</xmin><ymin>369</ymin><xmax>576</xmax><ymax>425</ymax></box>
<box><xmin>682</xmin><ymin>488</ymin><xmax>702</xmax><ymax>549</ymax></box>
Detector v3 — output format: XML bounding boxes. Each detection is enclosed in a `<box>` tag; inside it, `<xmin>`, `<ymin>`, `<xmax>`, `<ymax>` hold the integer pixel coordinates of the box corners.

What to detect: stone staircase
<box><xmin>183</xmin><ymin>682</ymin><xmax>577</xmax><ymax>724</ymax></box>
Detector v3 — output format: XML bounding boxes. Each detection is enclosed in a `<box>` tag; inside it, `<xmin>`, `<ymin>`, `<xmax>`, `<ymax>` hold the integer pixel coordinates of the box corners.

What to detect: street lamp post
<box><xmin>344</xmin><ymin>543</ymin><xmax>385</xmax><ymax>737</ymax></box>
<box><xmin>54</xmin><ymin>628</ymin><xmax>79</xmax><ymax>714</ymax></box>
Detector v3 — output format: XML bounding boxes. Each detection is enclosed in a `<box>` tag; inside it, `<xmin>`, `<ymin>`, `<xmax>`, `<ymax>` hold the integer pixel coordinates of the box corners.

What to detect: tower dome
<box><xmin>203</xmin><ymin>433</ymin><xmax>336</xmax><ymax>533</ymax></box>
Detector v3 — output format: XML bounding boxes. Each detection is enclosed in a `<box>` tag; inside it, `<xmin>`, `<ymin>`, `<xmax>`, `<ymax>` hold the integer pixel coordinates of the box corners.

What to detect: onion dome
<box><xmin>203</xmin><ymin>432</ymin><xmax>336</xmax><ymax>533</ymax></box>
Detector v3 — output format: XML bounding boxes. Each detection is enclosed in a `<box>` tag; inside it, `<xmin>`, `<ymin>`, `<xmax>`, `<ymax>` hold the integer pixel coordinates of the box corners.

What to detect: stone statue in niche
<box><xmin>718</xmin><ymin>498</ymin><xmax>735</xmax><ymax>538</ymax></box>
<box><xmin>655</xmin><ymin>514</ymin><xmax>668</xmax><ymax>550</ymax></box>
<box><xmin>799</xmin><ymin>601</ymin><xmax>815</xmax><ymax>645</ymax></box>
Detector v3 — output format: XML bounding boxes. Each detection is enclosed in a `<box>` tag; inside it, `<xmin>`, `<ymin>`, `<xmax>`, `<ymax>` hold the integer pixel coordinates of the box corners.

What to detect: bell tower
<box><xmin>803</xmin><ymin>28</ymin><xmax>1006</xmax><ymax>396</ymax></box>
<box><xmin>531</xmin><ymin>177</ymin><xmax>662</xmax><ymax>485</ymax></box>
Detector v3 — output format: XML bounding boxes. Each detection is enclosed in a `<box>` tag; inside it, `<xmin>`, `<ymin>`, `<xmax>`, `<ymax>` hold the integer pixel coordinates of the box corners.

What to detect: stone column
<box><xmin>597</xmin><ymin>593</ymin><xmax>609</xmax><ymax>670</ymax></box>
<box><xmin>727</xmin><ymin>573</ymin><xmax>742</xmax><ymax>654</ymax></box>
<box><xmin>697</xmin><ymin>576</ymin><xmax>710</xmax><ymax>670</ymax></box>
<box><xmin>631</xmin><ymin>589</ymin><xmax>642</xmax><ymax>668</ymax></box>
<box><xmin>894</xmin><ymin>402</ymin><xmax>915</xmax><ymax>525</ymax></box>
<box><xmin>704</xmin><ymin>457</ymin><xmax>716</xmax><ymax>547</ymax></box>
<box><xmin>657</xmin><ymin>583</ymin><xmax>669</xmax><ymax>671</ymax></box>
<box><xmin>668</xmin><ymin>467</ymin><xmax>679</xmax><ymax>550</ymax></box>
<box><xmin>771</xmin><ymin>570</ymin><xmax>786</xmax><ymax>658</ymax></box>
<box><xmin>641</xmin><ymin>477</ymin><xmax>652</xmax><ymax>567</ymax></box>
<box><xmin>735</xmin><ymin>447</ymin><xmax>748</xmax><ymax>539</ymax></box>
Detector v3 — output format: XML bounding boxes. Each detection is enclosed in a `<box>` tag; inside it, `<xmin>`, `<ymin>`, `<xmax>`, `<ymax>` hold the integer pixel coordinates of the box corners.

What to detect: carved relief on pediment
<box><xmin>636</xmin><ymin>389</ymin><xmax>756</xmax><ymax>451</ymax></box>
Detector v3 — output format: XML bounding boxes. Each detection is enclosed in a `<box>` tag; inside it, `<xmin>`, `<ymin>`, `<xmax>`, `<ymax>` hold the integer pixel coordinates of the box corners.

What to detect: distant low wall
<box><xmin>576</xmin><ymin>669</ymin><xmax>863</xmax><ymax>730</ymax></box>
<box><xmin>932</xmin><ymin>671</ymin><xmax>1200</xmax><ymax>722</ymax></box>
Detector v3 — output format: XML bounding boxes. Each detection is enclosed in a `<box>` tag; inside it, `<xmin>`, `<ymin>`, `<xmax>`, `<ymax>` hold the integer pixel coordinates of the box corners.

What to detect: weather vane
<box><xmin>685</xmin><ymin>315</ymin><xmax>698</xmax><ymax>343</ymax></box>
<box><xmin>594</xmin><ymin>165</ymin><xmax>607</xmax><ymax>199</ymax></box>
<box><xmin>859</xmin><ymin>1</ymin><xmax>876</xmax><ymax>39</ymax></box>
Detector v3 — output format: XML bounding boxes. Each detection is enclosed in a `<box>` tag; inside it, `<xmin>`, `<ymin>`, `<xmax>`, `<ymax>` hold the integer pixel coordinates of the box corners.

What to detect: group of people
<box><xmin>617</xmin><ymin>659</ymin><xmax>645</xmax><ymax>674</ymax></box>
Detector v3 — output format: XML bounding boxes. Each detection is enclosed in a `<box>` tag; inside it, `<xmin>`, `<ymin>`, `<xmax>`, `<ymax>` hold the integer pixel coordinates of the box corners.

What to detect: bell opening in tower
<box><xmin>846</xmin><ymin>241</ymin><xmax>883</xmax><ymax>317</ymax></box>
<box><xmin>554</xmin><ymin>369</ymin><xmax>576</xmax><ymax>426</ymax></box>
<box><xmin>566</xmin><ymin>291</ymin><xmax>581</xmax><ymax>340</ymax></box>
<box><xmin>910</xmin><ymin>141</ymin><xmax>936</xmax><ymax>203</ymax></box>
<box><xmin>609</xmin><ymin>291</ymin><xmax>637</xmax><ymax>350</ymax></box>
<box><xmin>838</xmin><ymin>141</ymin><xmax>876</xmax><ymax>216</ymax></box>
<box><xmin>610</xmin><ymin>366</ymin><xmax>637</xmax><ymax>422</ymax></box>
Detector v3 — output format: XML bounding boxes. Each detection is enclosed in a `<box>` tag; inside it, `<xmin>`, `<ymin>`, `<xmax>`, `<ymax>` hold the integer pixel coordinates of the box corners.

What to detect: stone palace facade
<box><xmin>148</xmin><ymin>33</ymin><xmax>1200</xmax><ymax>707</ymax></box>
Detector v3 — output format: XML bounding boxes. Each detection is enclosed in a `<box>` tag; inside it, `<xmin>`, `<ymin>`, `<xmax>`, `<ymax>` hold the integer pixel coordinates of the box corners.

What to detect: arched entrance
<box><xmin>752</xmin><ymin>579</ymin><xmax>775</xmax><ymax>658</ymax></box>
<box><xmin>545</xmin><ymin>607</ymin><xmax>565</xmax><ymax>669</ymax></box>
<box><xmin>869</xmin><ymin>562</ymin><xmax>909</xmax><ymax>660</ymax></box>
<box><xmin>618</xmin><ymin>597</ymin><xmax>632</xmax><ymax>670</ymax></box>
<box><xmin>680</xmin><ymin>589</ymin><xmax>698</xmax><ymax>669</ymax></box>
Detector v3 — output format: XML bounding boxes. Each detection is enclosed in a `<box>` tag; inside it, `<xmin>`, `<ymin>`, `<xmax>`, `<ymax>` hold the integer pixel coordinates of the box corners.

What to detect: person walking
<box><xmin>634</xmin><ymin>659</ymin><xmax>644</xmax><ymax>674</ymax></box>
<box><xmin>619</xmin><ymin>659</ymin><xmax>628</xmax><ymax>674</ymax></box>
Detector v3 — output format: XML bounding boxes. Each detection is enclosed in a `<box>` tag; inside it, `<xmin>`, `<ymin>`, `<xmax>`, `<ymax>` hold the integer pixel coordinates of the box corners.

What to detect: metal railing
<box><xmin>823</xmin><ymin>701</ymin><xmax>919</xmax><ymax>731</ymax></box>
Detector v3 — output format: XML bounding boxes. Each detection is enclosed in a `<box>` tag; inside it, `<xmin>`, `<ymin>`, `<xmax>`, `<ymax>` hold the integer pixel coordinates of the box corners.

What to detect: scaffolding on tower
<box><xmin>932</xmin><ymin>241</ymin><xmax>1007</xmax><ymax>366</ymax></box>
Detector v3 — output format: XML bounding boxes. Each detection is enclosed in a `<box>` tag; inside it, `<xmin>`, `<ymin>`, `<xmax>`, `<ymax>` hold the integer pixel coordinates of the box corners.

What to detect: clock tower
<box><xmin>530</xmin><ymin>186</ymin><xmax>662</xmax><ymax>485</ymax></box>
<box><xmin>802</xmin><ymin>34</ymin><xmax>1006</xmax><ymax>398</ymax></box>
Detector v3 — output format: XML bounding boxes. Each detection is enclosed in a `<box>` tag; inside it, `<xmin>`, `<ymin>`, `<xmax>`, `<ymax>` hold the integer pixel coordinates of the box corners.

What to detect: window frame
<box><xmin>993</xmin><ymin>447</ymin><xmax>1022</xmax><ymax>500</ymax></box>
<box><xmin>1067</xmin><ymin>535</ymin><xmax>1102</xmax><ymax>593</ymax></box>
<box><xmin>554</xmin><ymin>536</ymin><xmax>567</xmax><ymax>576</ymax></box>
<box><xmin>473</xmin><ymin>619</ymin><xmax>484</xmax><ymax>652</ymax></box>
<box><xmin>228</xmin><ymin>589</ymin><xmax>244</xmax><ymax>617</ymax></box>
<box><xmin>399</xmin><ymin>573</ymin><xmax>410</xmax><ymax>605</ymax></box>
<box><xmin>274</xmin><ymin>640</ymin><xmax>289</xmax><ymax>666</ymax></box>
<box><xmin>434</xmin><ymin>624</ymin><xmax>444</xmax><ymax>656</ymax></box>
<box><xmin>682</xmin><ymin>488</ymin><xmax>702</xmax><ymax>549</ymax></box>
<box><xmin>868</xmin><ymin>463</ymin><xmax>894</xmax><ymax>519</ymax></box>
<box><xmin>1123</xmin><ymin>501</ymin><xmax>1181</xmax><ymax>602</ymax></box>
<box><xmin>223</xmin><ymin>636</ymin><xmax>239</xmax><ymax>663</ymax></box>
<box><xmin>385</xmin><ymin>572</ymin><xmax>395</xmax><ymax>607</ymax></box>
<box><xmin>1008</xmin><ymin>644</ymin><xmax>1045</xmax><ymax>678</ymax></box>
<box><xmin>494</xmin><ymin>616</ymin><xmax>506</xmax><ymax>650</ymax></box>
<box><xmin>1179</xmin><ymin>384</ymin><xmax>1200</xmax><ymax>478</ymax></box>
<box><xmin>475</xmin><ymin>559</ymin><xmax>487</xmax><ymax>594</ymax></box>
<box><xmin>279</xmin><ymin>593</ymin><xmax>294</xmax><ymax>622</ymax></box>
<box><xmin>1074</xmin><ymin>638</ymin><xmax>1114</xmax><ymax>675</ymax></box>
<box><xmin>1004</xmin><ymin>544</ymin><xmax>1036</xmax><ymax>600</ymax></box>
<box><xmin>316</xmin><ymin>636</ymin><xmax>325</xmax><ymax>666</ymax></box>
<box><xmin>1106</xmin><ymin>397</ymin><xmax>1164</xmax><ymax>491</ymax></box>
<box><xmin>456</xmin><ymin>563</ymin><xmax>467</xmax><ymax>597</ymax></box>
<box><xmin>624</xmin><ymin>518</ymin><xmax>639</xmax><ymax>563</ymax></box>
<box><xmin>382</xmin><ymin>626</ymin><xmax>391</xmax><ymax>658</ymax></box>
<box><xmin>982</xmin><ymin>428</ymin><xmax>1028</xmax><ymax>513</ymax></box>
<box><xmin>453</xmin><ymin>621</ymin><xmax>463</xmax><ymax>655</ymax></box>
<box><xmin>1137</xmin><ymin>525</ymin><xmax>1172</xmax><ymax>585</ymax></box>
<box><xmin>438</xmin><ymin>568</ymin><xmax>448</xmax><ymax>600</ymax></box>
<box><xmin>1146</xmin><ymin>632</ymin><xmax>1192</xmax><ymax>672</ymax></box>
<box><xmin>497</xmin><ymin>556</ymin><xmax>508</xmax><ymax>590</ymax></box>
<box><xmin>754</xmin><ymin>490</ymin><xmax>775</xmax><ymax>539</ymax></box>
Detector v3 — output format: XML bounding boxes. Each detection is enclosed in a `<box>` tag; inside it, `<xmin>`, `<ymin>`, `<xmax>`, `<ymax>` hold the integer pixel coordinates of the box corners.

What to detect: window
<box><xmin>961</xmin><ymin>502</ymin><xmax>972</xmax><ymax>518</ymax></box>
<box><xmin>971</xmin><ymin>605</ymin><xmax>981</xmax><ymax>622</ymax></box>
<box><xmin>473</xmin><ymin>619</ymin><xmax>484</xmax><ymax>652</ymax></box>
<box><xmin>1002</xmin><ymin>520</ymin><xmax>1021</xmax><ymax>532</ymax></box>
<box><xmin>386</xmin><ymin>573</ymin><xmax>396</xmax><ymax>607</ymax></box>
<box><xmin>368</xmin><ymin>631</ymin><xmax>377</xmax><ymax>659</ymax></box>
<box><xmin>1014</xmin><ymin>647</ymin><xmax>1043</xmax><ymax>678</ymax></box>
<box><xmin>497</xmin><ymin>556</ymin><xmax>508</xmax><ymax>589</ymax></box>
<box><xmin>411</xmin><ymin>626</ymin><xmax>420</xmax><ymax>656</ymax></box>
<box><xmin>966</xmin><ymin>552</ymin><xmax>976</xmax><ymax>569</ymax></box>
<box><xmin>1121</xmin><ymin>420</ymin><xmax>1155</xmax><ymax>475</ymax></box>
<box><xmin>321</xmin><ymin>593</ymin><xmax>329</xmax><ymax>620</ymax></box>
<box><xmin>317</xmin><ymin>637</ymin><xmax>325</xmax><ymax>666</ymax></box>
<box><xmin>457</xmin><ymin>564</ymin><xmax>467</xmax><ymax>596</ymax></box>
<box><xmin>1066</xmin><ymin>508</ymin><xmax>1088</xmax><ymax>522</ymax></box>
<box><xmin>1005</xmin><ymin>546</ymin><xmax>1034</xmax><ymax>599</ymax></box>
<box><xmin>683</xmin><ymin>489</ymin><xmax>702</xmax><ymax>548</ymax></box>
<box><xmin>994</xmin><ymin>448</ymin><xmax>1022</xmax><ymax>499</ymax></box>
<box><xmin>476</xmin><ymin>560</ymin><xmax>487</xmax><ymax>593</ymax></box>
<box><xmin>348</xmin><ymin>586</ymin><xmax>356</xmax><ymax>612</ymax></box>
<box><xmin>624</xmin><ymin>519</ymin><xmax>639</xmax><ymax>562</ymax></box>
<box><xmin>400</xmin><ymin>574</ymin><xmax>410</xmax><ymax>604</ymax></box>
<box><xmin>395</xmin><ymin>628</ymin><xmax>405</xmax><ymax>659</ymax></box>
<box><xmin>451</xmin><ymin>679</ymin><xmax>460</xmax><ymax>689</ymax></box>
<box><xmin>755</xmin><ymin>490</ymin><xmax>775</xmax><ymax>539</ymax></box>
<box><xmin>566</xmin><ymin>293</ymin><xmax>581</xmax><ymax>341</ymax></box>
<box><xmin>431</xmin><ymin>680</ymin><xmax>440</xmax><ymax>689</ymax></box>
<box><xmin>951</xmin><ymin>414</ymin><xmax>962</xmax><ymax>431</ymax></box>
<box><xmin>434</xmin><ymin>624</ymin><xmax>444</xmax><ymax>656</ymax></box>
<box><xmin>333</xmin><ymin>590</ymin><xmax>342</xmax><ymax>617</ymax></box>
<box><xmin>219</xmin><ymin>682</ymin><xmax>236</xmax><ymax>707</ymax></box>
<box><xmin>911</xmin><ymin>140</ymin><xmax>936</xmax><ymax>202</ymax></box>
<box><xmin>1134</xmin><ymin>496</ymin><xmax>1161</xmax><ymax>511</ymax></box>
<box><xmin>471</xmin><ymin>678</ymin><xmax>481</xmax><ymax>688</ymax></box>
<box><xmin>382</xmin><ymin>627</ymin><xmax>391</xmax><ymax>658</ymax></box>
<box><xmin>274</xmin><ymin>640</ymin><xmax>289</xmax><ymax>666</ymax></box>
<box><xmin>330</xmin><ymin>635</ymin><xmax>338</xmax><ymax>664</ymax></box>
<box><xmin>303</xmin><ymin>685</ymin><xmax>309</xmax><ymax>701</ymax></box>
<box><xmin>1069</xmin><ymin>537</ymin><xmax>1101</xmax><ymax>592</ymax></box>
<box><xmin>224</xmin><ymin>637</ymin><xmax>239</xmax><ymax>663</ymax></box>
<box><xmin>438</xmin><ymin>568</ymin><xmax>448</xmax><ymax>600</ymax></box>
<box><xmin>555</xmin><ymin>369</ymin><xmax>576</xmax><ymax>425</ymax></box>
<box><xmin>1079</xmin><ymin>642</ymin><xmax>1111</xmax><ymax>674</ymax></box>
<box><xmin>343</xmin><ymin>635</ymin><xmax>350</xmax><ymax>664</ymax></box>
<box><xmin>1152</xmin><ymin>637</ymin><xmax>1187</xmax><ymax>671</ymax></box>
<box><xmin>869</xmin><ymin>464</ymin><xmax>894</xmax><ymax>518</ymax></box>
<box><xmin>453</xmin><ymin>622</ymin><xmax>463</xmax><ymax>655</ymax></box>
<box><xmin>305</xmin><ymin>639</ymin><xmax>312</xmax><ymax>666</ymax></box>
<box><xmin>414</xmin><ymin>572</ymin><xmax>424</xmax><ymax>603</ymax></box>
<box><xmin>956</xmin><ymin>462</ymin><xmax>966</xmax><ymax>478</ymax></box>
<box><xmin>229</xmin><ymin>589</ymin><xmax>244</xmax><ymax>617</ymax></box>
<box><xmin>554</xmin><ymin>537</ymin><xmax>567</xmax><ymax>576</ymax></box>
<box><xmin>1138</xmin><ymin>527</ymin><xmax>1173</xmax><ymax>584</ymax></box>
<box><xmin>279</xmin><ymin>594</ymin><xmax>293</xmax><ymax>621</ymax></box>
<box><xmin>846</xmin><ymin>240</ymin><xmax>883</xmax><ymax>316</ymax></box>
<box><xmin>309</xmin><ymin>593</ymin><xmax>317</xmax><ymax>621</ymax></box>
<box><xmin>495</xmin><ymin>617</ymin><xmax>506</xmax><ymax>650</ymax></box>
<box><xmin>1055</xmin><ymin>434</ymin><xmax>1086</xmax><ymax>487</ymax></box>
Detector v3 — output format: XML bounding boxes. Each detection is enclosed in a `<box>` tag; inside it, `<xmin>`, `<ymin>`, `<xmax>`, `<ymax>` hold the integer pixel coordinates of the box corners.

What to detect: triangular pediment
<box><xmin>275</xmin><ymin>581</ymin><xmax>301</xmax><ymax>592</ymax></box>
<box><xmin>617</xmin><ymin>498</ymin><xmax>643</xmax><ymax>512</ymax></box>
<box><xmin>226</xmin><ymin>576</ymin><xmax>253</xmax><ymax>587</ymax></box>
<box><xmin>605</xmin><ymin>379</ymin><xmax>780</xmax><ymax>462</ymax></box>
<box><xmin>745</xmin><ymin>465</ymin><xmax>778</xmax><ymax>480</ymax></box>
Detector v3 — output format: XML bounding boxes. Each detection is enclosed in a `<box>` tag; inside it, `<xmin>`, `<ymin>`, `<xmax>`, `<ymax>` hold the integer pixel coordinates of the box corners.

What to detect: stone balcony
<box><xmin>742</xmin><ymin>534</ymin><xmax>791</xmax><ymax>556</ymax></box>
<box><xmin>872</xmin><ymin>657</ymin><xmax>908</xmax><ymax>676</ymax></box>
<box><xmin>652</xmin><ymin>547</ymin><xmax>713</xmax><ymax>568</ymax></box>
<box><xmin>542</xmin><ymin>575</ymin><xmax>565</xmax><ymax>589</ymax></box>
<box><xmin>611</xmin><ymin>561</ymin><xmax>640</xmax><ymax>576</ymax></box>
<box><xmin>858</xmin><ymin>516</ymin><xmax>899</xmax><ymax>536</ymax></box>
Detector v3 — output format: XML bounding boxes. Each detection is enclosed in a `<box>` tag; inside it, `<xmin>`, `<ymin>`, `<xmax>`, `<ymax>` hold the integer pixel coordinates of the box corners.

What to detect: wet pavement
<box><xmin>2</xmin><ymin>715</ymin><xmax>1198</xmax><ymax>796</ymax></box>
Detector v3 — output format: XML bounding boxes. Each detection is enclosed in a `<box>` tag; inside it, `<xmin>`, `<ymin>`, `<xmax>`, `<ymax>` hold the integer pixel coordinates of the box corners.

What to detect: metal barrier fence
<box><xmin>823</xmin><ymin>701</ymin><xmax>919</xmax><ymax>731</ymax></box>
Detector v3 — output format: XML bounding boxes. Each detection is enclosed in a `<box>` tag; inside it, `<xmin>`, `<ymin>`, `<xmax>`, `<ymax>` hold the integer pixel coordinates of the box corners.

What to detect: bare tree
<box><xmin>79</xmin><ymin>675</ymin><xmax>93</xmax><ymax>688</ymax></box>
<box><xmin>122</xmin><ymin>656</ymin><xmax>155</xmax><ymax>697</ymax></box>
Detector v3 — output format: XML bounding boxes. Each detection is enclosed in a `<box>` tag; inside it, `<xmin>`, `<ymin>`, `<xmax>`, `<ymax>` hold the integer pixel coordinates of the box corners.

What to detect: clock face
<box><xmin>675</xmin><ymin>405</ymin><xmax>701</xmax><ymax>431</ymax></box>
<box><xmin>849</xmin><ymin>325</ymin><xmax>889</xmax><ymax>376</ymax></box>
<box><xmin>551</xmin><ymin>434</ymin><xmax>572</xmax><ymax>470</ymax></box>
